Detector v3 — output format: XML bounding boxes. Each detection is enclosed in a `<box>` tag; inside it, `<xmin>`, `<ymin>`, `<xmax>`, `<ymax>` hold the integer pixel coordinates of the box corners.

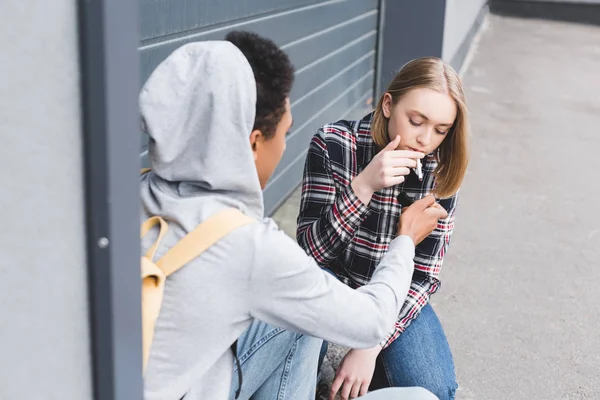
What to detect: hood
<box><xmin>139</xmin><ymin>40</ymin><xmax>264</xmax><ymax>221</ymax></box>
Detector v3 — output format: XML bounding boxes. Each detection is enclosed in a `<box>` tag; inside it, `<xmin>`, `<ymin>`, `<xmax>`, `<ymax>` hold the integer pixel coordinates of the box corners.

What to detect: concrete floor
<box><xmin>273</xmin><ymin>14</ymin><xmax>600</xmax><ymax>400</ymax></box>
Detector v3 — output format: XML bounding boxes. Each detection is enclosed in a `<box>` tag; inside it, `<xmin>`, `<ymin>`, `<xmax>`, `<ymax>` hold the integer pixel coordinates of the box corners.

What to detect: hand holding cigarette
<box><xmin>351</xmin><ymin>135</ymin><xmax>424</xmax><ymax>204</ymax></box>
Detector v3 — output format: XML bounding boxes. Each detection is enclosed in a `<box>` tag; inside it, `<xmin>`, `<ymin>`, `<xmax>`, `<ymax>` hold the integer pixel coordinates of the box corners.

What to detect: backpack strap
<box><xmin>154</xmin><ymin>208</ymin><xmax>254</xmax><ymax>399</ymax></box>
<box><xmin>141</xmin><ymin>216</ymin><xmax>169</xmax><ymax>260</ymax></box>
<box><xmin>156</xmin><ymin>208</ymin><xmax>256</xmax><ymax>277</ymax></box>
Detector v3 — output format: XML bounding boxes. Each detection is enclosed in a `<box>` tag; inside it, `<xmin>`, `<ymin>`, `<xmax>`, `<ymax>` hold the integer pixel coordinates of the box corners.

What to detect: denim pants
<box><xmin>369</xmin><ymin>303</ymin><xmax>458</xmax><ymax>400</ymax></box>
<box><xmin>229</xmin><ymin>319</ymin><xmax>323</xmax><ymax>400</ymax></box>
<box><xmin>230</xmin><ymin>319</ymin><xmax>440</xmax><ymax>400</ymax></box>
<box><xmin>319</xmin><ymin>272</ymin><xmax>458</xmax><ymax>400</ymax></box>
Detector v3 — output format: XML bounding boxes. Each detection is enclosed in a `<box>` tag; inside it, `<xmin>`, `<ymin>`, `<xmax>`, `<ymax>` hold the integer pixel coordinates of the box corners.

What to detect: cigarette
<box><xmin>415</xmin><ymin>159</ymin><xmax>423</xmax><ymax>181</ymax></box>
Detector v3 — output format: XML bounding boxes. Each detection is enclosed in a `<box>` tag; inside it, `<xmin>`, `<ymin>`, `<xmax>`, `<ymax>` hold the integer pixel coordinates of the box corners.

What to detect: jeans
<box><xmin>319</xmin><ymin>272</ymin><xmax>457</xmax><ymax>400</ymax></box>
<box><xmin>231</xmin><ymin>319</ymin><xmax>440</xmax><ymax>400</ymax></box>
<box><xmin>229</xmin><ymin>319</ymin><xmax>323</xmax><ymax>400</ymax></box>
<box><xmin>370</xmin><ymin>303</ymin><xmax>457</xmax><ymax>400</ymax></box>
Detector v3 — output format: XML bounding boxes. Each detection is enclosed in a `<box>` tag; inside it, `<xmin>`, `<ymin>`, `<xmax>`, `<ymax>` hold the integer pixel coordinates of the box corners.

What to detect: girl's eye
<box><xmin>409</xmin><ymin>119</ymin><xmax>422</xmax><ymax>127</ymax></box>
<box><xmin>435</xmin><ymin>129</ymin><xmax>448</xmax><ymax>135</ymax></box>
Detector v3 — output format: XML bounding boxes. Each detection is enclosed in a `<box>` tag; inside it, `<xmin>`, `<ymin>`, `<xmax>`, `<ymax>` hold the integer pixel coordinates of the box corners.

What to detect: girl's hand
<box><xmin>351</xmin><ymin>135</ymin><xmax>424</xmax><ymax>205</ymax></box>
<box><xmin>329</xmin><ymin>345</ymin><xmax>382</xmax><ymax>400</ymax></box>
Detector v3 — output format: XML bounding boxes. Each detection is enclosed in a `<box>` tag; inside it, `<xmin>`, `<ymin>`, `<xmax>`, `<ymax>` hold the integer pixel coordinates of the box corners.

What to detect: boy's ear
<box><xmin>249</xmin><ymin>129</ymin><xmax>263</xmax><ymax>161</ymax></box>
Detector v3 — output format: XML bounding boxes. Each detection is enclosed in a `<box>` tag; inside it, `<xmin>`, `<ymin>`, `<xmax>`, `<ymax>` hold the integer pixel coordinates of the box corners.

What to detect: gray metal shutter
<box><xmin>139</xmin><ymin>0</ymin><xmax>380</xmax><ymax>215</ymax></box>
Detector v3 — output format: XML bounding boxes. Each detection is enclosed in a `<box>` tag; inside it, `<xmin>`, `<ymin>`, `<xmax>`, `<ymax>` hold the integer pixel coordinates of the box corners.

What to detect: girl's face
<box><xmin>382</xmin><ymin>88</ymin><xmax>457</xmax><ymax>155</ymax></box>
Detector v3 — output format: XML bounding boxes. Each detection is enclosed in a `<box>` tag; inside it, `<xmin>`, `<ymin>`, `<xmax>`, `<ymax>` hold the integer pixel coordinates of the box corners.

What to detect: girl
<box><xmin>297</xmin><ymin>57</ymin><xmax>469</xmax><ymax>400</ymax></box>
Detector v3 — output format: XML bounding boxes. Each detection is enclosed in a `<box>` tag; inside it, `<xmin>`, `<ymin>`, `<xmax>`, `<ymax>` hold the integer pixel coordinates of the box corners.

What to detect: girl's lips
<box><xmin>408</xmin><ymin>146</ymin><xmax>426</xmax><ymax>154</ymax></box>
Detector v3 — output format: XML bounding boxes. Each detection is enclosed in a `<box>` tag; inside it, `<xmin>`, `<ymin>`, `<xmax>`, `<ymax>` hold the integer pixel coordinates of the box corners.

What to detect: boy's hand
<box><xmin>398</xmin><ymin>195</ymin><xmax>448</xmax><ymax>245</ymax></box>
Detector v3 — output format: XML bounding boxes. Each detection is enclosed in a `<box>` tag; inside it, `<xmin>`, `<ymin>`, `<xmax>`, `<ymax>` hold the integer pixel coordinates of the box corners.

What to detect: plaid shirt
<box><xmin>296</xmin><ymin>113</ymin><xmax>458</xmax><ymax>349</ymax></box>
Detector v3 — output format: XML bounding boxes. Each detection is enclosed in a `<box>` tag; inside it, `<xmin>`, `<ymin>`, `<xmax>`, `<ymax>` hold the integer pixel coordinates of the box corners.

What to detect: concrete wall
<box><xmin>443</xmin><ymin>0</ymin><xmax>488</xmax><ymax>70</ymax></box>
<box><xmin>0</xmin><ymin>1</ymin><xmax>93</xmax><ymax>399</ymax></box>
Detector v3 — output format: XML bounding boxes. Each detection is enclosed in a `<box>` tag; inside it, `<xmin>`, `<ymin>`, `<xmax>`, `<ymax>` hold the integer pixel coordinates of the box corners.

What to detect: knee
<box><xmin>296</xmin><ymin>333</ymin><xmax>323</xmax><ymax>351</ymax></box>
<box><xmin>291</xmin><ymin>334</ymin><xmax>323</xmax><ymax>370</ymax></box>
<box><xmin>272</xmin><ymin>329</ymin><xmax>322</xmax><ymax>353</ymax></box>
<box><xmin>382</xmin><ymin>352</ymin><xmax>457</xmax><ymax>400</ymax></box>
<box><xmin>386</xmin><ymin>365</ymin><xmax>457</xmax><ymax>400</ymax></box>
<box><xmin>423</xmin><ymin>378</ymin><xmax>457</xmax><ymax>400</ymax></box>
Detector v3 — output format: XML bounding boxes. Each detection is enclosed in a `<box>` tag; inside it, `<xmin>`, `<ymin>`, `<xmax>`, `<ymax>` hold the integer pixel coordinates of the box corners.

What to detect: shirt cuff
<box><xmin>334</xmin><ymin>183</ymin><xmax>371</xmax><ymax>226</ymax></box>
<box><xmin>379</xmin><ymin>325</ymin><xmax>405</xmax><ymax>349</ymax></box>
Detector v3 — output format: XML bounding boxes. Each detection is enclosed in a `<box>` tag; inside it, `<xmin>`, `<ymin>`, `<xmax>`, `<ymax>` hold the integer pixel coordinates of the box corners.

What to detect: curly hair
<box><xmin>226</xmin><ymin>31</ymin><xmax>295</xmax><ymax>139</ymax></box>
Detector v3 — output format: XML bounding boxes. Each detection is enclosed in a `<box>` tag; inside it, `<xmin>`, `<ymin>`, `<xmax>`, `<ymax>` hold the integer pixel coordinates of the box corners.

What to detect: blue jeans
<box><xmin>229</xmin><ymin>319</ymin><xmax>322</xmax><ymax>400</ymax></box>
<box><xmin>231</xmin><ymin>319</ymin><xmax>440</xmax><ymax>400</ymax></box>
<box><xmin>369</xmin><ymin>303</ymin><xmax>457</xmax><ymax>400</ymax></box>
<box><xmin>319</xmin><ymin>272</ymin><xmax>457</xmax><ymax>400</ymax></box>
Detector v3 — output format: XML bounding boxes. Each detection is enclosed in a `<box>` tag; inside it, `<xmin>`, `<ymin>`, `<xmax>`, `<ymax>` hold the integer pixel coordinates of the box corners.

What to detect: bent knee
<box><xmin>296</xmin><ymin>333</ymin><xmax>323</xmax><ymax>349</ymax></box>
<box><xmin>392</xmin><ymin>362</ymin><xmax>457</xmax><ymax>400</ymax></box>
<box><xmin>425</xmin><ymin>380</ymin><xmax>457</xmax><ymax>400</ymax></box>
<box><xmin>391</xmin><ymin>373</ymin><xmax>456</xmax><ymax>400</ymax></box>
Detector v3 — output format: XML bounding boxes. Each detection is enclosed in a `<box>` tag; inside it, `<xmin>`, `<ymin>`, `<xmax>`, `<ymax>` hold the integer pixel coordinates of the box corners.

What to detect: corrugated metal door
<box><xmin>139</xmin><ymin>0</ymin><xmax>381</xmax><ymax>215</ymax></box>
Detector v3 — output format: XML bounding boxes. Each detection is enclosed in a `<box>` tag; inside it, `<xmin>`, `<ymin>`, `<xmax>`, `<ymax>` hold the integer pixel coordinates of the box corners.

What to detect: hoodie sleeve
<box><xmin>249</xmin><ymin>221</ymin><xmax>415</xmax><ymax>349</ymax></box>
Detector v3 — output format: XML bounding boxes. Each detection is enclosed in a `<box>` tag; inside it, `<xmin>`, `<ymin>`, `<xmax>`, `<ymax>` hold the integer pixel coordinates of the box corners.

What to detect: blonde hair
<box><xmin>371</xmin><ymin>57</ymin><xmax>470</xmax><ymax>198</ymax></box>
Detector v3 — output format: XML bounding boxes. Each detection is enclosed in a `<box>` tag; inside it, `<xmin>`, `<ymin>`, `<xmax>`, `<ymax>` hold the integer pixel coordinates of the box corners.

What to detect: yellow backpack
<box><xmin>140</xmin><ymin>205</ymin><xmax>255</xmax><ymax>397</ymax></box>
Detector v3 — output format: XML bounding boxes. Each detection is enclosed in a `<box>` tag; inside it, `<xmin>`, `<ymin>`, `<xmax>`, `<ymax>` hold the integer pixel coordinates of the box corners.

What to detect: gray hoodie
<box><xmin>139</xmin><ymin>41</ymin><xmax>416</xmax><ymax>400</ymax></box>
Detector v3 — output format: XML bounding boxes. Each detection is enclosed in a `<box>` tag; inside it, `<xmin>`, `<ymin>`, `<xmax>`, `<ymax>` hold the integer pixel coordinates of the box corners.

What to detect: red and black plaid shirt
<box><xmin>296</xmin><ymin>112</ymin><xmax>458</xmax><ymax>348</ymax></box>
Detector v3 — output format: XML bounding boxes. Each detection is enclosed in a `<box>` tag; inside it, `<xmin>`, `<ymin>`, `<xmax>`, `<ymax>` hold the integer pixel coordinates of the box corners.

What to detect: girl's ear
<box><xmin>382</xmin><ymin>93</ymin><xmax>393</xmax><ymax>119</ymax></box>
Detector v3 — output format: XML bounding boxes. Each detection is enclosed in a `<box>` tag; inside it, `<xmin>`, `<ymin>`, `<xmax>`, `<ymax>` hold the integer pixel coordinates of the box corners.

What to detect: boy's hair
<box><xmin>226</xmin><ymin>31</ymin><xmax>295</xmax><ymax>139</ymax></box>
